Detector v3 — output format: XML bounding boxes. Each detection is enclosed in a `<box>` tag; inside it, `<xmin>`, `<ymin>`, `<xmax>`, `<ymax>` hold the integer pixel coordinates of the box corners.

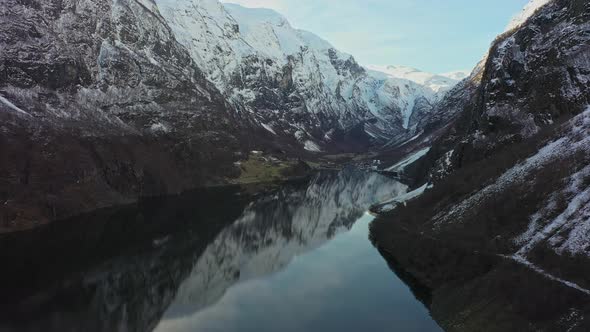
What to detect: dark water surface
<box><xmin>0</xmin><ymin>169</ymin><xmax>441</xmax><ymax>332</ymax></box>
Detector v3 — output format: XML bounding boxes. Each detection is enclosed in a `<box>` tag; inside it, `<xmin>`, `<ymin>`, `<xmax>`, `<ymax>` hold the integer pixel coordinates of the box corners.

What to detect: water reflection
<box><xmin>0</xmin><ymin>187</ymin><xmax>249</xmax><ymax>332</ymax></box>
<box><xmin>0</xmin><ymin>169</ymin><xmax>441</xmax><ymax>332</ymax></box>
<box><xmin>157</xmin><ymin>214</ymin><xmax>441</xmax><ymax>332</ymax></box>
<box><xmin>165</xmin><ymin>169</ymin><xmax>407</xmax><ymax>316</ymax></box>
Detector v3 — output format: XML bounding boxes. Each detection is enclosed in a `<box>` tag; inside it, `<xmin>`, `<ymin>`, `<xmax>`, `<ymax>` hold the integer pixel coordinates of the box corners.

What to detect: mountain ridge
<box><xmin>371</xmin><ymin>0</ymin><xmax>590</xmax><ymax>330</ymax></box>
<box><xmin>156</xmin><ymin>0</ymin><xmax>461</xmax><ymax>149</ymax></box>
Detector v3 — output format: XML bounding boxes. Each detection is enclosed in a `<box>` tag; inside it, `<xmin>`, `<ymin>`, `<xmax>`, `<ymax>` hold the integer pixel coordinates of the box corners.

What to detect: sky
<box><xmin>222</xmin><ymin>0</ymin><xmax>531</xmax><ymax>74</ymax></box>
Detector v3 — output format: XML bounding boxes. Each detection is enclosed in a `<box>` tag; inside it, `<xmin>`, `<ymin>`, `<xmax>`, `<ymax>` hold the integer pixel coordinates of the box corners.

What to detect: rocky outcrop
<box><xmin>425</xmin><ymin>0</ymin><xmax>590</xmax><ymax>174</ymax></box>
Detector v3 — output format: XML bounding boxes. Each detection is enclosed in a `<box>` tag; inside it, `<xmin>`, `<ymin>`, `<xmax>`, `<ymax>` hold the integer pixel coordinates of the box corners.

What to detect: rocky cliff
<box><xmin>372</xmin><ymin>0</ymin><xmax>590</xmax><ymax>330</ymax></box>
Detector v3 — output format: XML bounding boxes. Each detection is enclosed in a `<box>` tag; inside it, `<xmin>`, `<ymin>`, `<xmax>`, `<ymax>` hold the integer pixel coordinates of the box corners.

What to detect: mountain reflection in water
<box><xmin>0</xmin><ymin>168</ymin><xmax>441</xmax><ymax>332</ymax></box>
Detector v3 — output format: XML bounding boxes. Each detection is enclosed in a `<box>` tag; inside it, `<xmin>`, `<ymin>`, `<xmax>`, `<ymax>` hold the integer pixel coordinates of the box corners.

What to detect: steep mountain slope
<box><xmin>0</xmin><ymin>0</ymin><xmax>253</xmax><ymax>227</ymax></box>
<box><xmin>424</xmin><ymin>0</ymin><xmax>590</xmax><ymax>177</ymax></box>
<box><xmin>155</xmin><ymin>0</ymin><xmax>447</xmax><ymax>149</ymax></box>
<box><xmin>372</xmin><ymin>0</ymin><xmax>590</xmax><ymax>330</ymax></box>
<box><xmin>415</xmin><ymin>60</ymin><xmax>484</xmax><ymax>128</ymax></box>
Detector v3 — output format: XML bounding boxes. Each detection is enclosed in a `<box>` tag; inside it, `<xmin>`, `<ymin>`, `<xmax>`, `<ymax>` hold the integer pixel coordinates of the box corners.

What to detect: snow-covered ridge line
<box><xmin>366</xmin><ymin>65</ymin><xmax>465</xmax><ymax>94</ymax></box>
<box><xmin>441</xmin><ymin>70</ymin><xmax>471</xmax><ymax>81</ymax></box>
<box><xmin>506</xmin><ymin>0</ymin><xmax>552</xmax><ymax>31</ymax></box>
<box><xmin>154</xmin><ymin>0</ymin><xmax>455</xmax><ymax>148</ymax></box>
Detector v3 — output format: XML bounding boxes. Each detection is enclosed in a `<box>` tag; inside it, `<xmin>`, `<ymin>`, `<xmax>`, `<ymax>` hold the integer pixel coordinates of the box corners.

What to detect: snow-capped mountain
<box><xmin>365</xmin><ymin>65</ymin><xmax>464</xmax><ymax>95</ymax></box>
<box><xmin>0</xmin><ymin>0</ymin><xmax>458</xmax><ymax>227</ymax></box>
<box><xmin>155</xmin><ymin>0</ymin><xmax>453</xmax><ymax>148</ymax></box>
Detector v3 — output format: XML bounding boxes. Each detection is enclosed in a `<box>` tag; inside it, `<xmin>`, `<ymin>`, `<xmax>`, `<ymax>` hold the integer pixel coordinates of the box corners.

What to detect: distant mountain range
<box><xmin>366</xmin><ymin>65</ymin><xmax>468</xmax><ymax>94</ymax></box>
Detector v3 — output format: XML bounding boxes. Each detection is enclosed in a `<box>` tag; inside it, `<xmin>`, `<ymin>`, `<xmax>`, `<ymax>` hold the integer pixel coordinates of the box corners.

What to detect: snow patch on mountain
<box><xmin>427</xmin><ymin>105</ymin><xmax>590</xmax><ymax>260</ymax></box>
<box><xmin>261</xmin><ymin>123</ymin><xmax>277</xmax><ymax>135</ymax></box>
<box><xmin>434</xmin><ymin>108</ymin><xmax>590</xmax><ymax>233</ymax></box>
<box><xmin>0</xmin><ymin>95</ymin><xmax>30</xmax><ymax>116</ymax></box>
<box><xmin>506</xmin><ymin>0</ymin><xmax>552</xmax><ymax>31</ymax></box>
<box><xmin>385</xmin><ymin>147</ymin><xmax>431</xmax><ymax>172</ymax></box>
<box><xmin>375</xmin><ymin>183</ymin><xmax>432</xmax><ymax>213</ymax></box>
<box><xmin>225</xmin><ymin>3</ymin><xmax>327</xmax><ymax>58</ymax></box>
<box><xmin>155</xmin><ymin>0</ymin><xmax>446</xmax><ymax>147</ymax></box>
<box><xmin>134</xmin><ymin>0</ymin><xmax>161</xmax><ymax>14</ymax></box>
<box><xmin>506</xmin><ymin>255</ymin><xmax>590</xmax><ymax>296</ymax></box>
<box><xmin>512</xmin><ymin>108</ymin><xmax>590</xmax><ymax>258</ymax></box>
<box><xmin>304</xmin><ymin>140</ymin><xmax>321</xmax><ymax>152</ymax></box>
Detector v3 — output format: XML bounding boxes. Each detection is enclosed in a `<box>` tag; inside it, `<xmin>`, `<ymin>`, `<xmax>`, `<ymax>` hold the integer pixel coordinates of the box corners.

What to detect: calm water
<box><xmin>0</xmin><ymin>169</ymin><xmax>441</xmax><ymax>332</ymax></box>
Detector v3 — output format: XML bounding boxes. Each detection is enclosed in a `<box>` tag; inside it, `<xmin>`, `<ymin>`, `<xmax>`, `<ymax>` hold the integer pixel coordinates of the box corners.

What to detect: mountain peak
<box><xmin>224</xmin><ymin>3</ymin><xmax>290</xmax><ymax>28</ymax></box>
<box><xmin>156</xmin><ymin>0</ymin><xmax>446</xmax><ymax>146</ymax></box>
<box><xmin>506</xmin><ymin>0</ymin><xmax>552</xmax><ymax>31</ymax></box>
<box><xmin>366</xmin><ymin>64</ymin><xmax>463</xmax><ymax>94</ymax></box>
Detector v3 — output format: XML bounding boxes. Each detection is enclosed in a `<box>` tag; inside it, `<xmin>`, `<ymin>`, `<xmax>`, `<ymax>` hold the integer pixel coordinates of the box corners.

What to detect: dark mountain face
<box><xmin>469</xmin><ymin>0</ymin><xmax>590</xmax><ymax>151</ymax></box>
<box><xmin>0</xmin><ymin>0</ymin><xmax>449</xmax><ymax>228</ymax></box>
<box><xmin>1</xmin><ymin>0</ymin><xmax>236</xmax><ymax>130</ymax></box>
<box><xmin>372</xmin><ymin>1</ymin><xmax>590</xmax><ymax>331</ymax></box>
<box><xmin>427</xmin><ymin>0</ymin><xmax>590</xmax><ymax>175</ymax></box>
<box><xmin>0</xmin><ymin>0</ymin><xmax>255</xmax><ymax>228</ymax></box>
